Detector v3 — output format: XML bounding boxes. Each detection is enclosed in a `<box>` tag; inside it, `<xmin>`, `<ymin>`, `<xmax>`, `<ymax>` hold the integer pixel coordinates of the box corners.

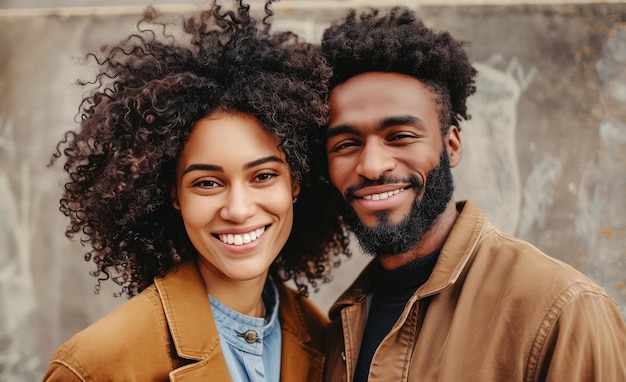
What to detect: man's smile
<box><xmin>359</xmin><ymin>187</ymin><xmax>408</xmax><ymax>201</ymax></box>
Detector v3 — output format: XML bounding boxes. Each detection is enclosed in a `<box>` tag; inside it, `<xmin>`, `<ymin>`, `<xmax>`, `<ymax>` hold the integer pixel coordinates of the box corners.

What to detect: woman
<box><xmin>43</xmin><ymin>1</ymin><xmax>349</xmax><ymax>380</ymax></box>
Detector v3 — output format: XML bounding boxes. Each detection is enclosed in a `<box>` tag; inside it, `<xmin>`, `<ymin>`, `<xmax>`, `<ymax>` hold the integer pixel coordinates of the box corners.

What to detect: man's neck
<box><xmin>378</xmin><ymin>199</ymin><xmax>459</xmax><ymax>271</ymax></box>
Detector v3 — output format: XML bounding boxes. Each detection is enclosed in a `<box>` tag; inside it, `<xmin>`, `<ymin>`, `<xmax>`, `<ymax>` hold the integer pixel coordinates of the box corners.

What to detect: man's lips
<box><xmin>352</xmin><ymin>185</ymin><xmax>412</xmax><ymax>201</ymax></box>
<box><xmin>361</xmin><ymin>187</ymin><xmax>405</xmax><ymax>200</ymax></box>
<box><xmin>213</xmin><ymin>225</ymin><xmax>268</xmax><ymax>246</ymax></box>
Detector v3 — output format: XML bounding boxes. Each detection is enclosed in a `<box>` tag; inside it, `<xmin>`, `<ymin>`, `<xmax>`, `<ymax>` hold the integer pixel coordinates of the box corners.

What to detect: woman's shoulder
<box><xmin>276</xmin><ymin>283</ymin><xmax>329</xmax><ymax>345</ymax></box>
<box><xmin>277</xmin><ymin>283</ymin><xmax>327</xmax><ymax>317</ymax></box>
<box><xmin>44</xmin><ymin>285</ymin><xmax>173</xmax><ymax>380</ymax></box>
<box><xmin>77</xmin><ymin>284</ymin><xmax>164</xmax><ymax>341</ymax></box>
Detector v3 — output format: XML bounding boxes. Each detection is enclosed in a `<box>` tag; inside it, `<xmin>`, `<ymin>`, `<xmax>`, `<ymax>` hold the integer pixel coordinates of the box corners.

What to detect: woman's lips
<box><xmin>215</xmin><ymin>225</ymin><xmax>267</xmax><ymax>246</ymax></box>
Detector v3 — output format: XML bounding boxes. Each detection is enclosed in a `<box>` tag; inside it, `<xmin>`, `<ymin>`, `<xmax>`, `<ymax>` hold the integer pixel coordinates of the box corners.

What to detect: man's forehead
<box><xmin>328</xmin><ymin>73</ymin><xmax>438</xmax><ymax>131</ymax></box>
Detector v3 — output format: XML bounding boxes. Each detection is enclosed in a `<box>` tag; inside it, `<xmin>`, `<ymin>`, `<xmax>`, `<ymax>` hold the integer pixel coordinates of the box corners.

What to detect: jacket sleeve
<box><xmin>42</xmin><ymin>359</ymin><xmax>85</xmax><ymax>382</ymax></box>
<box><xmin>536</xmin><ymin>290</ymin><xmax>626</xmax><ymax>382</ymax></box>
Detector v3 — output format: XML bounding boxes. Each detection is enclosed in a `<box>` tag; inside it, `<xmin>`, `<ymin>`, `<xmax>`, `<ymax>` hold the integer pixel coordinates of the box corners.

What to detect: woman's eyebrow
<box><xmin>183</xmin><ymin>163</ymin><xmax>223</xmax><ymax>175</ymax></box>
<box><xmin>244</xmin><ymin>155</ymin><xmax>284</xmax><ymax>170</ymax></box>
<box><xmin>182</xmin><ymin>155</ymin><xmax>284</xmax><ymax>176</ymax></box>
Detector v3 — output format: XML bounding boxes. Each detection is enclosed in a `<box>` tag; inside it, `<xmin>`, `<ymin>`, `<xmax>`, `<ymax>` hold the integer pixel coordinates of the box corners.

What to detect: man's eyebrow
<box><xmin>326</xmin><ymin>124</ymin><xmax>357</xmax><ymax>140</ymax></box>
<box><xmin>380</xmin><ymin>115</ymin><xmax>425</xmax><ymax>129</ymax></box>
<box><xmin>327</xmin><ymin>115</ymin><xmax>425</xmax><ymax>140</ymax></box>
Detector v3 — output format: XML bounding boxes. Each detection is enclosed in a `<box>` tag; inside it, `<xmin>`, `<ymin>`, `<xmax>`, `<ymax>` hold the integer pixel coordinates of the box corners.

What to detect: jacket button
<box><xmin>237</xmin><ymin>330</ymin><xmax>259</xmax><ymax>344</ymax></box>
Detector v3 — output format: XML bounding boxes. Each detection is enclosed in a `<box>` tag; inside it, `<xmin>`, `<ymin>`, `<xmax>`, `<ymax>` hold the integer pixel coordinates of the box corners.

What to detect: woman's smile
<box><xmin>215</xmin><ymin>225</ymin><xmax>268</xmax><ymax>246</ymax></box>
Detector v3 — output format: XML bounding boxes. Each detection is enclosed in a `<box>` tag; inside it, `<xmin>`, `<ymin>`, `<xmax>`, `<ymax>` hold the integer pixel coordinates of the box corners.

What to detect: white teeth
<box><xmin>362</xmin><ymin>188</ymin><xmax>402</xmax><ymax>201</ymax></box>
<box><xmin>219</xmin><ymin>226</ymin><xmax>266</xmax><ymax>246</ymax></box>
<box><xmin>243</xmin><ymin>233</ymin><xmax>251</xmax><ymax>244</ymax></box>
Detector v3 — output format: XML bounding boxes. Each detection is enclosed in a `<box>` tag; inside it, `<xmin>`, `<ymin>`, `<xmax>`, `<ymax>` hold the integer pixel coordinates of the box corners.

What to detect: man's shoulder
<box><xmin>456</xmin><ymin>200</ymin><xmax>594</xmax><ymax>285</ymax></box>
<box><xmin>472</xmin><ymin>225</ymin><xmax>612</xmax><ymax>303</ymax></box>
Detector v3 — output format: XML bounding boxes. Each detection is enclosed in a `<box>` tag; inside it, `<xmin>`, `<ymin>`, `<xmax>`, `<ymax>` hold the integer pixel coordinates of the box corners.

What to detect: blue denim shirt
<box><xmin>209</xmin><ymin>280</ymin><xmax>281</xmax><ymax>382</ymax></box>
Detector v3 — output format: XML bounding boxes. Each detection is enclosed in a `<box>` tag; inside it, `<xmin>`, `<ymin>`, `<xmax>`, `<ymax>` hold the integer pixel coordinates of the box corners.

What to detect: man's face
<box><xmin>326</xmin><ymin>72</ymin><xmax>460</xmax><ymax>256</ymax></box>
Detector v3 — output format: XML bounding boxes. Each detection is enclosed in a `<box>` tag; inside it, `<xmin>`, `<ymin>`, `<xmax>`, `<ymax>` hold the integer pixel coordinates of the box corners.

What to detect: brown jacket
<box><xmin>44</xmin><ymin>260</ymin><xmax>327</xmax><ymax>381</ymax></box>
<box><xmin>324</xmin><ymin>201</ymin><xmax>626</xmax><ymax>382</ymax></box>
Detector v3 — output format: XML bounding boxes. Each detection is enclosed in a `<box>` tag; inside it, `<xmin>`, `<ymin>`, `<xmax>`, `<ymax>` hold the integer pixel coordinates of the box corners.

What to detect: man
<box><xmin>319</xmin><ymin>7</ymin><xmax>626</xmax><ymax>382</ymax></box>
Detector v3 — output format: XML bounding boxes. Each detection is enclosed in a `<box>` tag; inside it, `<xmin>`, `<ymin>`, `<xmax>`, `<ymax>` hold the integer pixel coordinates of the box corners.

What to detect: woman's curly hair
<box><xmin>52</xmin><ymin>0</ymin><xmax>350</xmax><ymax>298</ymax></box>
<box><xmin>320</xmin><ymin>6</ymin><xmax>477</xmax><ymax>131</ymax></box>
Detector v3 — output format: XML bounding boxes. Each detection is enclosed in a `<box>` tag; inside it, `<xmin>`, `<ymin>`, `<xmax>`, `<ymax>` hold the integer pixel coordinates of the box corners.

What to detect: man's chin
<box><xmin>353</xmin><ymin>209</ymin><xmax>411</xmax><ymax>229</ymax></box>
<box><xmin>354</xmin><ymin>218</ymin><xmax>383</xmax><ymax>230</ymax></box>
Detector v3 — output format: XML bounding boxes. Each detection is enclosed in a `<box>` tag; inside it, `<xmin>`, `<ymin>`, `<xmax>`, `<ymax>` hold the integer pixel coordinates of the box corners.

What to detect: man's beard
<box><xmin>335</xmin><ymin>151</ymin><xmax>454</xmax><ymax>257</ymax></box>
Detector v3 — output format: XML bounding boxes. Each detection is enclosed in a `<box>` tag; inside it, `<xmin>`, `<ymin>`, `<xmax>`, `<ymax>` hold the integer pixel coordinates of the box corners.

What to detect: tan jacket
<box><xmin>324</xmin><ymin>201</ymin><xmax>626</xmax><ymax>382</ymax></box>
<box><xmin>44</xmin><ymin>259</ymin><xmax>327</xmax><ymax>381</ymax></box>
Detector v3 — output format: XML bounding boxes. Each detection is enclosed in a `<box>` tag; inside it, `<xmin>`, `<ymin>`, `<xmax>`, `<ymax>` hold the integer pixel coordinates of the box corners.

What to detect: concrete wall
<box><xmin>1</xmin><ymin>1</ymin><xmax>625</xmax><ymax>380</ymax></box>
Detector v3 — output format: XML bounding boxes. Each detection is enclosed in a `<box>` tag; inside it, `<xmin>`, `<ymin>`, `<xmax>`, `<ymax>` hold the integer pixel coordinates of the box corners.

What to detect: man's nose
<box><xmin>355</xmin><ymin>140</ymin><xmax>395</xmax><ymax>180</ymax></box>
<box><xmin>220</xmin><ymin>185</ymin><xmax>258</xmax><ymax>223</ymax></box>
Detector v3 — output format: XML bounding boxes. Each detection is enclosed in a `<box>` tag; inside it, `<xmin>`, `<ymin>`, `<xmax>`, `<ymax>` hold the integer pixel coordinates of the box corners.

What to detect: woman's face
<box><xmin>173</xmin><ymin>111</ymin><xmax>299</xmax><ymax>285</ymax></box>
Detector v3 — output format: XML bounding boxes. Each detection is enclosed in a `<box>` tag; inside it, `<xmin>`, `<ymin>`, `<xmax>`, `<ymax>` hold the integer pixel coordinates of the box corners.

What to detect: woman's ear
<box><xmin>445</xmin><ymin>125</ymin><xmax>462</xmax><ymax>168</ymax></box>
<box><xmin>171</xmin><ymin>186</ymin><xmax>180</xmax><ymax>210</ymax></box>
<box><xmin>292</xmin><ymin>181</ymin><xmax>300</xmax><ymax>203</ymax></box>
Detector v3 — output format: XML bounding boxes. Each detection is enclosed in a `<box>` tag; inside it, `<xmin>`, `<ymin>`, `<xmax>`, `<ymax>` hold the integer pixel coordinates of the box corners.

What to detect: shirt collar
<box><xmin>209</xmin><ymin>279</ymin><xmax>280</xmax><ymax>355</ymax></box>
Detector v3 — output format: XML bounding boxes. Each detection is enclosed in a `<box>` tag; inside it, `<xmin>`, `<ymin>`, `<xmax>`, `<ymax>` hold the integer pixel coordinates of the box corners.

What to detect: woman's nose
<box><xmin>219</xmin><ymin>185</ymin><xmax>258</xmax><ymax>223</ymax></box>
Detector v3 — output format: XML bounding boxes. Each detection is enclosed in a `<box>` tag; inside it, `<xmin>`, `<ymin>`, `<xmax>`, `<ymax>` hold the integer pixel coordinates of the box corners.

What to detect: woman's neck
<box><xmin>197</xmin><ymin>258</ymin><xmax>268</xmax><ymax>318</ymax></box>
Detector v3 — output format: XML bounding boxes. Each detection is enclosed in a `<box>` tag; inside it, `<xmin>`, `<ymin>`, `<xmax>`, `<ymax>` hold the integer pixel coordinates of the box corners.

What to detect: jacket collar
<box><xmin>418</xmin><ymin>200</ymin><xmax>487</xmax><ymax>297</ymax></box>
<box><xmin>276</xmin><ymin>284</ymin><xmax>325</xmax><ymax>382</ymax></box>
<box><xmin>328</xmin><ymin>200</ymin><xmax>487</xmax><ymax>318</ymax></box>
<box><xmin>154</xmin><ymin>259</ymin><xmax>324</xmax><ymax>381</ymax></box>
<box><xmin>153</xmin><ymin>259</ymin><xmax>232</xmax><ymax>380</ymax></box>
<box><xmin>328</xmin><ymin>261</ymin><xmax>377</xmax><ymax>320</ymax></box>
<box><xmin>154</xmin><ymin>259</ymin><xmax>219</xmax><ymax>359</ymax></box>
<box><xmin>277</xmin><ymin>282</ymin><xmax>312</xmax><ymax>343</ymax></box>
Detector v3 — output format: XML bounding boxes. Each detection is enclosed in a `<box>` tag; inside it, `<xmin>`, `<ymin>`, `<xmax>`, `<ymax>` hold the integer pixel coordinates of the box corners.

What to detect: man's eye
<box><xmin>388</xmin><ymin>133</ymin><xmax>416</xmax><ymax>141</ymax></box>
<box><xmin>332</xmin><ymin>141</ymin><xmax>359</xmax><ymax>152</ymax></box>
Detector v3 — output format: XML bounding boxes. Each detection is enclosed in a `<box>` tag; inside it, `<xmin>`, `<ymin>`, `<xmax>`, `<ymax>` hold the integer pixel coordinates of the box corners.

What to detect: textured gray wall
<box><xmin>1</xmin><ymin>1</ymin><xmax>625</xmax><ymax>380</ymax></box>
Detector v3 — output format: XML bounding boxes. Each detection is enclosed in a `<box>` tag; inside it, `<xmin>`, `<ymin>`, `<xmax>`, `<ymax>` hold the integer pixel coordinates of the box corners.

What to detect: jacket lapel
<box><xmin>418</xmin><ymin>200</ymin><xmax>487</xmax><ymax>298</ymax></box>
<box><xmin>154</xmin><ymin>259</ymin><xmax>232</xmax><ymax>381</ymax></box>
<box><xmin>168</xmin><ymin>355</ymin><xmax>232</xmax><ymax>381</ymax></box>
<box><xmin>277</xmin><ymin>283</ymin><xmax>325</xmax><ymax>382</ymax></box>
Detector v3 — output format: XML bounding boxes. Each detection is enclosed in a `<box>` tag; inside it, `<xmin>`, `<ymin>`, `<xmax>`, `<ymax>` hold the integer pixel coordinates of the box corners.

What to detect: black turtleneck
<box><xmin>352</xmin><ymin>248</ymin><xmax>441</xmax><ymax>382</ymax></box>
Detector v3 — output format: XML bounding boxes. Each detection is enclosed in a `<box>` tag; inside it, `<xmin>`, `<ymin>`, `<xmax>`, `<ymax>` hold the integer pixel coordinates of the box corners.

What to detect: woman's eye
<box><xmin>194</xmin><ymin>179</ymin><xmax>219</xmax><ymax>188</ymax></box>
<box><xmin>255</xmin><ymin>172</ymin><xmax>277</xmax><ymax>182</ymax></box>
